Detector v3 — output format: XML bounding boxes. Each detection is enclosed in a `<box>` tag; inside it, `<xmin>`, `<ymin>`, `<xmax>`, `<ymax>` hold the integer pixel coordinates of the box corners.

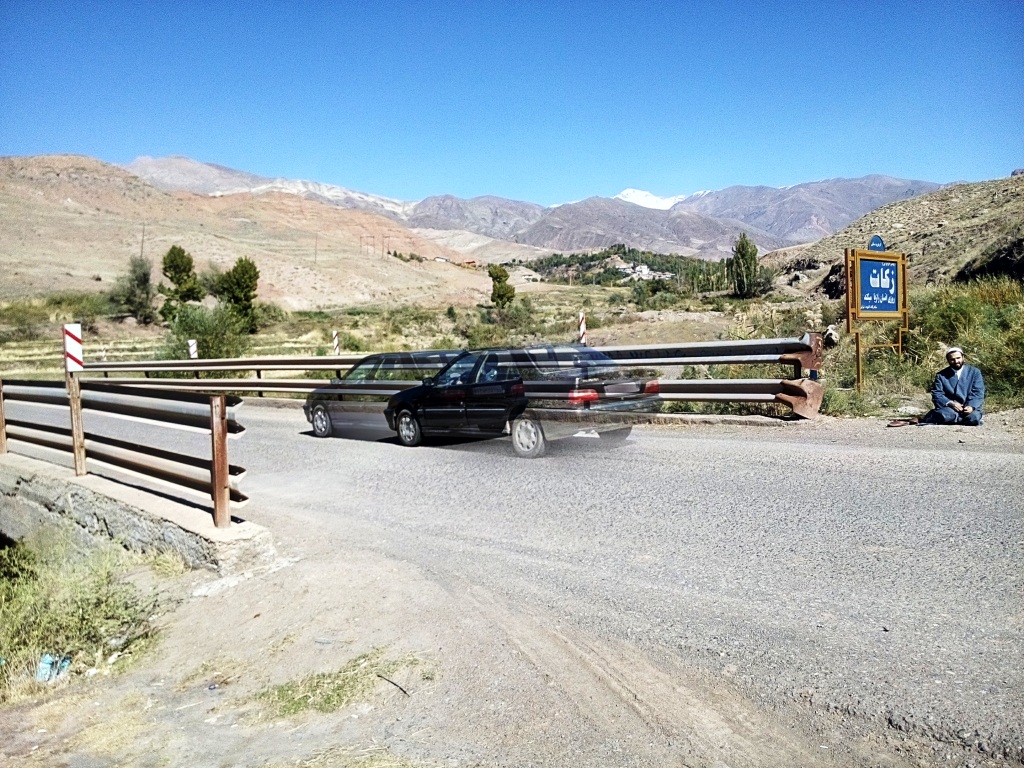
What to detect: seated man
<box><xmin>921</xmin><ymin>347</ymin><xmax>984</xmax><ymax>426</ymax></box>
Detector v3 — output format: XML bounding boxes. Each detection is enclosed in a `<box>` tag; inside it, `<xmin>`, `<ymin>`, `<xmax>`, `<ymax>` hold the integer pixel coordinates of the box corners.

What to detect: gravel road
<box><xmin>231</xmin><ymin>404</ymin><xmax>1024</xmax><ymax>765</ymax></box>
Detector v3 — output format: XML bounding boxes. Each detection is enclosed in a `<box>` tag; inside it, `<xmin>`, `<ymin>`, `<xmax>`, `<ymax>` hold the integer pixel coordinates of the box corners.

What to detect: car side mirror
<box><xmin>422</xmin><ymin>376</ymin><xmax>435</xmax><ymax>386</ymax></box>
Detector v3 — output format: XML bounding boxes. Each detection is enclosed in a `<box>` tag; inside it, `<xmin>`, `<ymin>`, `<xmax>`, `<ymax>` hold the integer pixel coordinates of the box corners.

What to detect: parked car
<box><xmin>303</xmin><ymin>350</ymin><xmax>460</xmax><ymax>439</ymax></box>
<box><xmin>384</xmin><ymin>344</ymin><xmax>660</xmax><ymax>458</ymax></box>
<box><xmin>384</xmin><ymin>349</ymin><xmax>530</xmax><ymax>447</ymax></box>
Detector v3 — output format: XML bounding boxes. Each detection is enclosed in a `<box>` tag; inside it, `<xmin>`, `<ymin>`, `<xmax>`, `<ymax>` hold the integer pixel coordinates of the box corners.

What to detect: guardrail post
<box><xmin>210</xmin><ymin>395</ymin><xmax>230</xmax><ymax>528</ymax></box>
<box><xmin>0</xmin><ymin>379</ymin><xmax>7</xmax><ymax>454</ymax></box>
<box><xmin>66</xmin><ymin>373</ymin><xmax>87</xmax><ymax>476</ymax></box>
<box><xmin>255</xmin><ymin>369</ymin><xmax>264</xmax><ymax>397</ymax></box>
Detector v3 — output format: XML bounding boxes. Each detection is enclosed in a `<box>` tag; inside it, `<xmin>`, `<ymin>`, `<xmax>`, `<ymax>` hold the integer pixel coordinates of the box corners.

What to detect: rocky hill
<box><xmin>764</xmin><ymin>174</ymin><xmax>1024</xmax><ymax>295</ymax></box>
<box><xmin>0</xmin><ymin>155</ymin><xmax>489</xmax><ymax>308</ymax></box>
<box><xmin>513</xmin><ymin>197</ymin><xmax>785</xmax><ymax>258</ymax></box>
<box><xmin>673</xmin><ymin>175</ymin><xmax>940</xmax><ymax>244</ymax></box>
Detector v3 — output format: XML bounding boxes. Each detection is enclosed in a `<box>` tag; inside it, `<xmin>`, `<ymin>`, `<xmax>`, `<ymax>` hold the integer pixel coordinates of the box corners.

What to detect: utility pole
<box><xmin>314</xmin><ymin>231</ymin><xmax>319</xmax><ymax>265</ymax></box>
<box><xmin>140</xmin><ymin>222</ymin><xmax>146</xmax><ymax>258</ymax></box>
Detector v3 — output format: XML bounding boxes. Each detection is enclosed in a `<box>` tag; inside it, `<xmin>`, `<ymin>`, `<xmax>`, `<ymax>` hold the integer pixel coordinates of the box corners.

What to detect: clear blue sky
<box><xmin>1</xmin><ymin>1</ymin><xmax>1021</xmax><ymax>205</ymax></box>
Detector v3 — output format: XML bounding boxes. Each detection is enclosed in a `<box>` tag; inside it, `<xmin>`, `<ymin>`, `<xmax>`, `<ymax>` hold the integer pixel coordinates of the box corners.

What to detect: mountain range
<box><xmin>124</xmin><ymin>156</ymin><xmax>940</xmax><ymax>260</ymax></box>
<box><xmin>8</xmin><ymin>153</ymin><xmax>1007</xmax><ymax>311</ymax></box>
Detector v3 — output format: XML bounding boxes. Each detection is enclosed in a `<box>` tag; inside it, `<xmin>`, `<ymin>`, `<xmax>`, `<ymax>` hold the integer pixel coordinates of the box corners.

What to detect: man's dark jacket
<box><xmin>930</xmin><ymin>364</ymin><xmax>985</xmax><ymax>413</ymax></box>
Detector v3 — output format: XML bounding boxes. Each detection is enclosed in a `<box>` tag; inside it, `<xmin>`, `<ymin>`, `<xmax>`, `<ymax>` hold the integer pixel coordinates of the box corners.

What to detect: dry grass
<box><xmin>257</xmin><ymin>647</ymin><xmax>420</xmax><ymax>718</ymax></box>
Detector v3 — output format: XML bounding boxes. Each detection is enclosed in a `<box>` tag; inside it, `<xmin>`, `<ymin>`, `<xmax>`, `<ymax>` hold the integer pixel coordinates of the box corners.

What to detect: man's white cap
<box><xmin>946</xmin><ymin>346</ymin><xmax>964</xmax><ymax>358</ymax></box>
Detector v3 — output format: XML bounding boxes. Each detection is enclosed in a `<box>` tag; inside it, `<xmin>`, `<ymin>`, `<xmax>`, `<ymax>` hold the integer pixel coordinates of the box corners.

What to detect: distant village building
<box><xmin>616</xmin><ymin>262</ymin><xmax>674</xmax><ymax>281</ymax></box>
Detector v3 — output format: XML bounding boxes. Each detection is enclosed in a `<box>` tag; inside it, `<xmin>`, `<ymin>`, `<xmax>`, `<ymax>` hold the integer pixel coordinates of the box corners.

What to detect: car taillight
<box><xmin>643</xmin><ymin>380</ymin><xmax>661</xmax><ymax>394</ymax></box>
<box><xmin>568</xmin><ymin>388</ymin><xmax>600</xmax><ymax>404</ymax></box>
<box><xmin>510</xmin><ymin>383</ymin><xmax>525</xmax><ymax>396</ymax></box>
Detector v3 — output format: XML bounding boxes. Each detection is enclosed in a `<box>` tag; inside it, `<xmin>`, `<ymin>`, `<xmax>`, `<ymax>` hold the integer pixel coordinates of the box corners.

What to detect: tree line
<box><xmin>110</xmin><ymin>248</ymin><xmax>264</xmax><ymax>359</ymax></box>
<box><xmin>511</xmin><ymin>237</ymin><xmax>775</xmax><ymax>299</ymax></box>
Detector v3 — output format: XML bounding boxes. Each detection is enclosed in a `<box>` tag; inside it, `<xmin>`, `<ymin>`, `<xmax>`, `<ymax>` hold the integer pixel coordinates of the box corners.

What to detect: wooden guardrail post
<box><xmin>0</xmin><ymin>379</ymin><xmax>7</xmax><ymax>454</ymax></box>
<box><xmin>66</xmin><ymin>373</ymin><xmax>87</xmax><ymax>476</ymax></box>
<box><xmin>209</xmin><ymin>395</ymin><xmax>230</xmax><ymax>528</ymax></box>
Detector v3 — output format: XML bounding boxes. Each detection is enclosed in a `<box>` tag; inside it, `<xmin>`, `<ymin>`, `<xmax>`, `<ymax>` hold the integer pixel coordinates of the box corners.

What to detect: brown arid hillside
<box><xmin>763</xmin><ymin>174</ymin><xmax>1024</xmax><ymax>294</ymax></box>
<box><xmin>0</xmin><ymin>155</ymin><xmax>490</xmax><ymax>309</ymax></box>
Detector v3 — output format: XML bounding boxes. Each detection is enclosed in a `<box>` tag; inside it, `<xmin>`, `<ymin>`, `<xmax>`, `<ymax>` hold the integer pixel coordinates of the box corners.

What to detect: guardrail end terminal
<box><xmin>775</xmin><ymin>378</ymin><xmax>824</xmax><ymax>420</ymax></box>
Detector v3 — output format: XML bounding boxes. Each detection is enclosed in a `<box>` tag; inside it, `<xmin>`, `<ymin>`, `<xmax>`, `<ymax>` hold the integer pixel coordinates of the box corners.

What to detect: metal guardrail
<box><xmin>73</xmin><ymin>334</ymin><xmax>824</xmax><ymax>419</ymax></box>
<box><xmin>0</xmin><ymin>378</ymin><xmax>247</xmax><ymax>528</ymax></box>
<box><xmin>79</xmin><ymin>334</ymin><xmax>823</xmax><ymax>379</ymax></box>
<box><xmin>83</xmin><ymin>354</ymin><xmax>366</xmax><ymax>374</ymax></box>
<box><xmin>596</xmin><ymin>333</ymin><xmax>824</xmax><ymax>379</ymax></box>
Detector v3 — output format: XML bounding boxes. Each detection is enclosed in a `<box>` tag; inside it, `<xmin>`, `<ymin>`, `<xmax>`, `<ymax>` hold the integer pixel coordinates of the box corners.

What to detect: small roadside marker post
<box><xmin>188</xmin><ymin>339</ymin><xmax>200</xmax><ymax>379</ymax></box>
<box><xmin>63</xmin><ymin>323</ymin><xmax>86</xmax><ymax>476</ymax></box>
<box><xmin>577</xmin><ymin>311</ymin><xmax>587</xmax><ymax>345</ymax></box>
<box><xmin>332</xmin><ymin>329</ymin><xmax>340</xmax><ymax>356</ymax></box>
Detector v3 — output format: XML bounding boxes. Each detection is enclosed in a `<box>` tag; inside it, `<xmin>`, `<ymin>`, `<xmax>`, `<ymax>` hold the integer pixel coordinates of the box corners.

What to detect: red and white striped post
<box><xmin>63</xmin><ymin>323</ymin><xmax>86</xmax><ymax>476</ymax></box>
<box><xmin>64</xmin><ymin>323</ymin><xmax>84</xmax><ymax>374</ymax></box>
<box><xmin>577</xmin><ymin>311</ymin><xmax>587</xmax><ymax>346</ymax></box>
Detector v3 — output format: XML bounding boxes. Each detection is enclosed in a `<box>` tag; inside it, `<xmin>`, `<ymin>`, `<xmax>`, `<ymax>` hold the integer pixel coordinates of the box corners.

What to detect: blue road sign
<box><xmin>859</xmin><ymin>258</ymin><xmax>899</xmax><ymax>312</ymax></box>
<box><xmin>868</xmin><ymin>235</ymin><xmax>886</xmax><ymax>252</ymax></box>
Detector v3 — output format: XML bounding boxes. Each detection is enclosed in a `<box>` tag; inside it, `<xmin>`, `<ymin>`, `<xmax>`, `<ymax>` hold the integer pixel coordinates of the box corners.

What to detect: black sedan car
<box><xmin>303</xmin><ymin>350</ymin><xmax>460</xmax><ymax>439</ymax></box>
<box><xmin>384</xmin><ymin>345</ymin><xmax>660</xmax><ymax>458</ymax></box>
<box><xmin>384</xmin><ymin>349</ymin><xmax>529</xmax><ymax>448</ymax></box>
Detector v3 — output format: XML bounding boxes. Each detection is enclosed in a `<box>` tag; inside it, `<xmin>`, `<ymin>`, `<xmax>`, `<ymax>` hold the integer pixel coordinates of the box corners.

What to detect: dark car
<box><xmin>384</xmin><ymin>345</ymin><xmax>660</xmax><ymax>457</ymax></box>
<box><xmin>304</xmin><ymin>350</ymin><xmax>461</xmax><ymax>439</ymax></box>
<box><xmin>384</xmin><ymin>349</ymin><xmax>529</xmax><ymax>447</ymax></box>
<box><xmin>504</xmin><ymin>344</ymin><xmax>662</xmax><ymax>456</ymax></box>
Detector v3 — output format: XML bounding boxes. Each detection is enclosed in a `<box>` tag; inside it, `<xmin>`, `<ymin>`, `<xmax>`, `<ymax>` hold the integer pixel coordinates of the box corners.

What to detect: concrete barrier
<box><xmin>0</xmin><ymin>454</ymin><xmax>274</xmax><ymax>575</ymax></box>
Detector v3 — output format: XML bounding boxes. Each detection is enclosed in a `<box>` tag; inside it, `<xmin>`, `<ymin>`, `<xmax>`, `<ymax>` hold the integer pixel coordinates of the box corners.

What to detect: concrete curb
<box><xmin>0</xmin><ymin>454</ymin><xmax>275</xmax><ymax>575</ymax></box>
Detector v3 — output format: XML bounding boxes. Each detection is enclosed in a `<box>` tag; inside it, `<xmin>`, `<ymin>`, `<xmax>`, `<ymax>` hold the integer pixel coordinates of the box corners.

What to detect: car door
<box><xmin>419</xmin><ymin>353</ymin><xmax>478</xmax><ymax>431</ymax></box>
<box><xmin>464</xmin><ymin>352</ymin><xmax>521</xmax><ymax>431</ymax></box>
<box><xmin>332</xmin><ymin>358</ymin><xmax>381</xmax><ymax>433</ymax></box>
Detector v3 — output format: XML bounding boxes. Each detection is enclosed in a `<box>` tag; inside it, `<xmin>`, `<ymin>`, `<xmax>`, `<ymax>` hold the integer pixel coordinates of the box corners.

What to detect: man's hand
<box><xmin>948</xmin><ymin>401</ymin><xmax>964</xmax><ymax>413</ymax></box>
<box><xmin>963</xmin><ymin>406</ymin><xmax>974</xmax><ymax>414</ymax></box>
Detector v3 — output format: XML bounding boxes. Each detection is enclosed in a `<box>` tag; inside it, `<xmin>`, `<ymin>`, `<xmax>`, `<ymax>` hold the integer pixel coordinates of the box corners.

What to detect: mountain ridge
<box><xmin>122</xmin><ymin>156</ymin><xmax>941</xmax><ymax>258</ymax></box>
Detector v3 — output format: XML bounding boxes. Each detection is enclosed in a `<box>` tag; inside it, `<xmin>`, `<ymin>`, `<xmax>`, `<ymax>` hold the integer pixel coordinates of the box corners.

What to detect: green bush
<box><xmin>0</xmin><ymin>536</ymin><xmax>157</xmax><ymax>700</ymax></box>
<box><xmin>110</xmin><ymin>257</ymin><xmax>157</xmax><ymax>325</ymax></box>
<box><xmin>162</xmin><ymin>304</ymin><xmax>251</xmax><ymax>365</ymax></box>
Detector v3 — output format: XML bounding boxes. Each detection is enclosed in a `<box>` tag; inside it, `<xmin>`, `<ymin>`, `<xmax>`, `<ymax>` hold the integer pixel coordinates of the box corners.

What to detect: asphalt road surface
<box><xmin>219</xmin><ymin>403</ymin><xmax>1024</xmax><ymax>762</ymax></box>
<box><xmin>9</xmin><ymin>397</ymin><xmax>1020</xmax><ymax>761</ymax></box>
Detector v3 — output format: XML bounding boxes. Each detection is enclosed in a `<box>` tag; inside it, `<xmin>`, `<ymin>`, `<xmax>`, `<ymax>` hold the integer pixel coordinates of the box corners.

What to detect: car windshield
<box><xmin>435</xmin><ymin>352</ymin><xmax>482</xmax><ymax>386</ymax></box>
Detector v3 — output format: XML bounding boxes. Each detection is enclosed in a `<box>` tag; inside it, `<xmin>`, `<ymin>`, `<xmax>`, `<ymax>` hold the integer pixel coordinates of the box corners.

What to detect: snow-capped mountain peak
<box><xmin>614</xmin><ymin>188</ymin><xmax>691</xmax><ymax>210</ymax></box>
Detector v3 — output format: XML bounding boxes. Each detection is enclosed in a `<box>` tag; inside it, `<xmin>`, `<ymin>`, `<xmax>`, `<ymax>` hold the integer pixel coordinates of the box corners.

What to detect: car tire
<box><xmin>511</xmin><ymin>417</ymin><xmax>546</xmax><ymax>458</ymax></box>
<box><xmin>311</xmin><ymin>404</ymin><xmax>333</xmax><ymax>438</ymax></box>
<box><xmin>396</xmin><ymin>409</ymin><xmax>423</xmax><ymax>447</ymax></box>
<box><xmin>599</xmin><ymin>426</ymin><xmax>632</xmax><ymax>443</ymax></box>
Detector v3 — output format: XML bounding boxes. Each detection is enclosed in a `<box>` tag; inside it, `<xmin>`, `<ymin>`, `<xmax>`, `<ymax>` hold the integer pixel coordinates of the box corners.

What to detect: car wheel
<box><xmin>396</xmin><ymin>410</ymin><xmax>423</xmax><ymax>447</ymax></box>
<box><xmin>511</xmin><ymin>417</ymin><xmax>546</xmax><ymax>458</ymax></box>
<box><xmin>599</xmin><ymin>426</ymin><xmax>632</xmax><ymax>443</ymax></box>
<box><xmin>311</xmin><ymin>404</ymin><xmax>333</xmax><ymax>438</ymax></box>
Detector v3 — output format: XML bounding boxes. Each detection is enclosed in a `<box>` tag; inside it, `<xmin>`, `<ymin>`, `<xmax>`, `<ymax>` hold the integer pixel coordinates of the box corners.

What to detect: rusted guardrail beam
<box><xmin>596</xmin><ymin>333</ymin><xmax>823</xmax><ymax>378</ymax></box>
<box><xmin>82</xmin><ymin>354</ymin><xmax>366</xmax><ymax>373</ymax></box>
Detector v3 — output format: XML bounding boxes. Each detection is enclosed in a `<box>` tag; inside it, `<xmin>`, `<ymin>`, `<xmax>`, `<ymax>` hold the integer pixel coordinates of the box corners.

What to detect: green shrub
<box><xmin>0</xmin><ymin>536</ymin><xmax>157</xmax><ymax>701</ymax></box>
<box><xmin>162</xmin><ymin>304</ymin><xmax>251</xmax><ymax>366</ymax></box>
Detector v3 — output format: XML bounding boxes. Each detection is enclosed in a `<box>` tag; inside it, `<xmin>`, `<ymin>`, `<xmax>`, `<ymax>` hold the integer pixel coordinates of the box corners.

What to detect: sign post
<box><xmin>845</xmin><ymin>241</ymin><xmax>909</xmax><ymax>390</ymax></box>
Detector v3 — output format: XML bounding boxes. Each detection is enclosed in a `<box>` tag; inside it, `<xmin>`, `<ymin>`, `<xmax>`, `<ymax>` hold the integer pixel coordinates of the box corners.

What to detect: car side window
<box><xmin>345</xmin><ymin>362</ymin><xmax>378</xmax><ymax>381</ymax></box>
<box><xmin>376</xmin><ymin>358</ymin><xmax>419</xmax><ymax>381</ymax></box>
<box><xmin>437</xmin><ymin>355</ymin><xmax>479</xmax><ymax>386</ymax></box>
